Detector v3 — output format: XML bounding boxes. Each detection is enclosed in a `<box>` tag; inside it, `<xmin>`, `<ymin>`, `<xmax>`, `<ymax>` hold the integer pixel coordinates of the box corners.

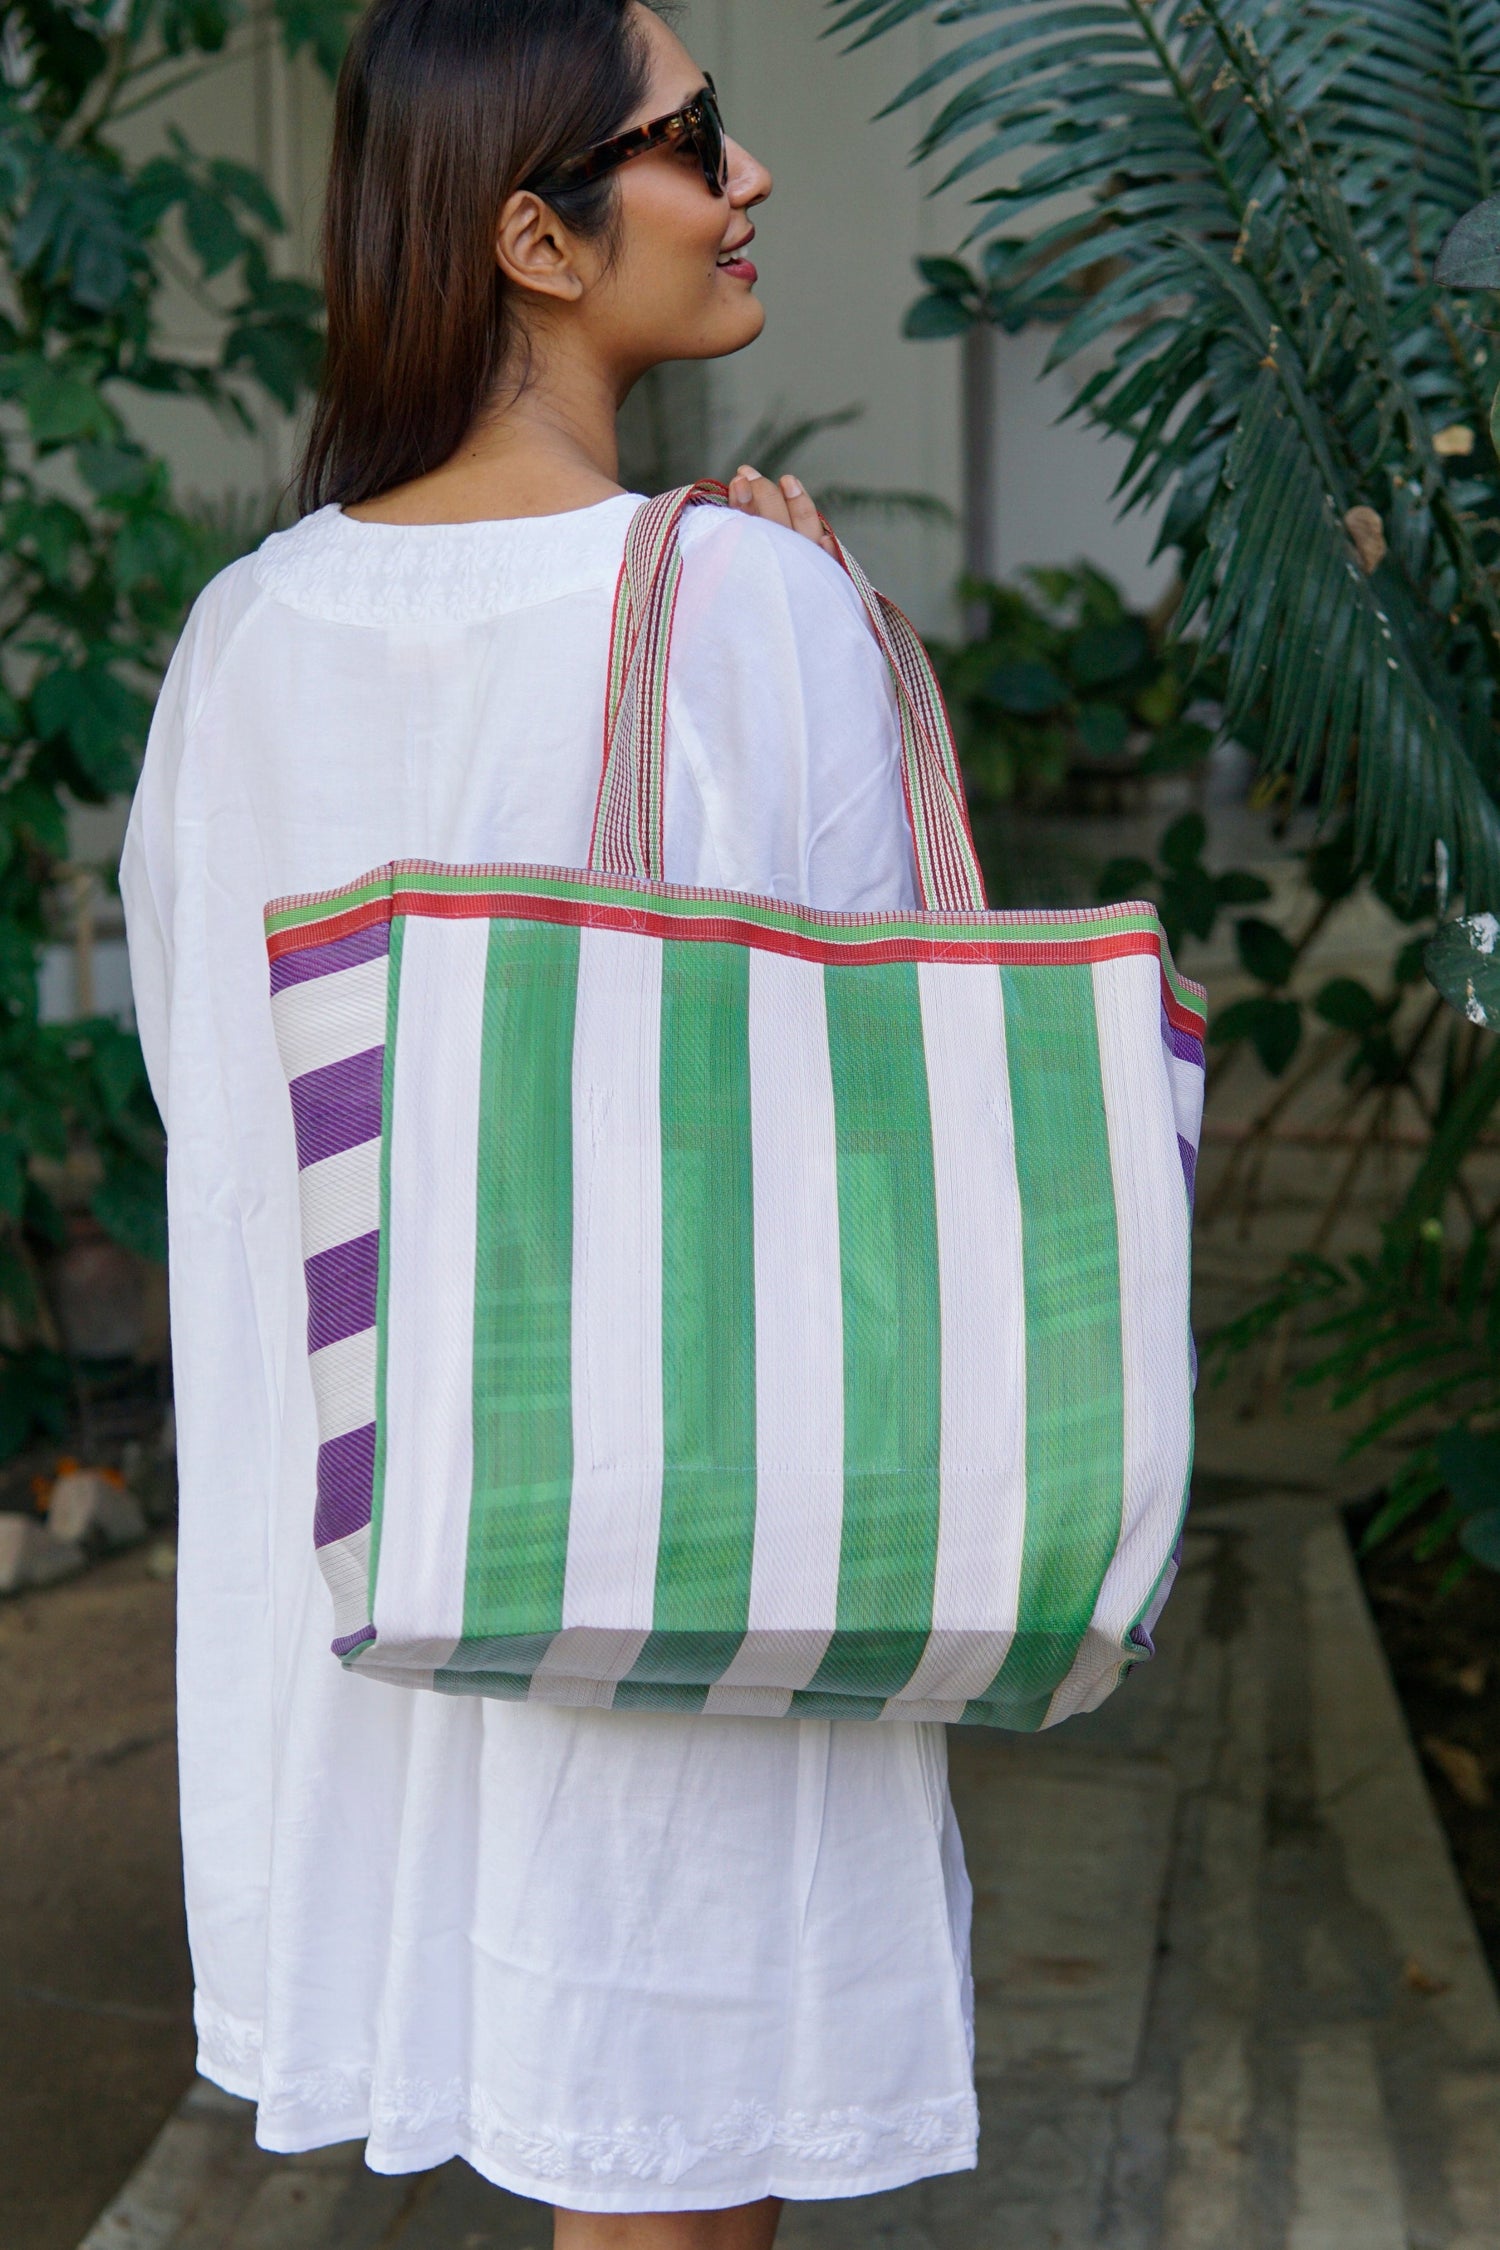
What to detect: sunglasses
<box><xmin>526</xmin><ymin>76</ymin><xmax>728</xmax><ymax>201</ymax></box>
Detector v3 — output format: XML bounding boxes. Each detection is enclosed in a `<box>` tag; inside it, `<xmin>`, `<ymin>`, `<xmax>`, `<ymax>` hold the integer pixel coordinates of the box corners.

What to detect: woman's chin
<box><xmin>703</xmin><ymin>293</ymin><xmax>768</xmax><ymax>357</ymax></box>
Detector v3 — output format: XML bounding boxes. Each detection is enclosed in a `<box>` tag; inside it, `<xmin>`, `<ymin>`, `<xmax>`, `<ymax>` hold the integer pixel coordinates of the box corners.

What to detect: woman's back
<box><xmin>121</xmin><ymin>493</ymin><xmax>977</xmax><ymax>2211</ymax></box>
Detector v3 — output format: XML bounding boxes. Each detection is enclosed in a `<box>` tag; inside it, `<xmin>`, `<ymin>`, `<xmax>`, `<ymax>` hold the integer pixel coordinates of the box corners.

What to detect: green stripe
<box><xmin>459</xmin><ymin>917</ymin><xmax>579</xmax><ymax>1649</ymax></box>
<box><xmin>967</xmin><ymin>965</ymin><xmax>1124</xmax><ymax>1729</ymax></box>
<box><xmin>627</xmin><ymin>940</ymin><xmax>757</xmax><ymax>1689</ymax></box>
<box><xmin>368</xmin><ymin>916</ymin><xmax>403</xmax><ymax>1610</ymax></box>
<box><xmin>809</xmin><ymin>960</ymin><xmax>942</xmax><ymax>1700</ymax></box>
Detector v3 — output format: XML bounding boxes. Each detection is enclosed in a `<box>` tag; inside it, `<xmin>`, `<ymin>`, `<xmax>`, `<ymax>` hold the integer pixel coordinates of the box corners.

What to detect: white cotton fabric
<box><xmin>121</xmin><ymin>495</ymin><xmax>979</xmax><ymax>2213</ymax></box>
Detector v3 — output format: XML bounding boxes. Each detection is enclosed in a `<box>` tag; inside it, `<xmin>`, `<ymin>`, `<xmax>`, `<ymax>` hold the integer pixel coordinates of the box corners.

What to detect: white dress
<box><xmin>121</xmin><ymin>495</ymin><xmax>978</xmax><ymax>2215</ymax></box>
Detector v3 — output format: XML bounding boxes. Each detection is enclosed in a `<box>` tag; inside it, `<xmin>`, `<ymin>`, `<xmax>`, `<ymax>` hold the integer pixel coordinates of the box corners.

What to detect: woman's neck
<box><xmin>345</xmin><ymin>351</ymin><xmax>630</xmax><ymax>526</ymax></box>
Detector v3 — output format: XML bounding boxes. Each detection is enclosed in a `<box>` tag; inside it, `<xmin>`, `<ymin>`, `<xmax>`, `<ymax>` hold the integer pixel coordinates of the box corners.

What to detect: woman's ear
<box><xmin>495</xmin><ymin>191</ymin><xmax>587</xmax><ymax>302</ymax></box>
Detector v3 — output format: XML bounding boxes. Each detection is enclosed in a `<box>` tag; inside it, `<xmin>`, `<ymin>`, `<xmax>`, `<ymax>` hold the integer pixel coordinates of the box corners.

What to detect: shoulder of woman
<box><xmin>674</xmin><ymin>501</ymin><xmax>876</xmax><ymax>641</ymax></box>
<box><xmin>154</xmin><ymin>552</ymin><xmax>266</xmax><ymax>742</ymax></box>
<box><xmin>184</xmin><ymin>549</ymin><xmax>265</xmax><ymax>662</ymax></box>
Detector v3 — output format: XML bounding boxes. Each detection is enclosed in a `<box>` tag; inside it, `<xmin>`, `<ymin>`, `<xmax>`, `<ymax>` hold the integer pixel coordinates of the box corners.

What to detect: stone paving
<box><xmin>76</xmin><ymin>1438</ymin><xmax>1500</xmax><ymax>2249</ymax></box>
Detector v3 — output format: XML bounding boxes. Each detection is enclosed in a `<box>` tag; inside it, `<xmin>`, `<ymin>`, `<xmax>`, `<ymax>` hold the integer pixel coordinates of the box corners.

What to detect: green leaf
<box><xmin>915</xmin><ymin>254</ymin><xmax>974</xmax><ymax>295</ymax></box>
<box><xmin>984</xmin><ymin>660</ymin><xmax>1069</xmax><ymax>716</ymax></box>
<box><xmin>1075</xmin><ymin>701</ymin><xmax>1130</xmax><ymax>760</ymax></box>
<box><xmin>1139</xmin><ymin>718</ymin><xmax>1213</xmax><ymax>773</ymax></box>
<box><xmin>1437</xmin><ymin>1427</ymin><xmax>1500</xmax><ymax>1518</ymax></box>
<box><xmin>1306</xmin><ymin>829</ymin><xmax>1360</xmax><ymax>904</ymax></box>
<box><xmin>903</xmin><ymin>292</ymin><xmax>975</xmax><ymax>340</ymax></box>
<box><xmin>91</xmin><ymin>1155</ymin><xmax>166</xmax><ymax>1264</ymax></box>
<box><xmin>222</xmin><ymin>314</ymin><xmax>323</xmax><ymax>412</ymax></box>
<box><xmin>1395</xmin><ymin>937</ymin><xmax>1430</xmax><ymax>986</ymax></box>
<box><xmin>1425</xmin><ymin>914</ymin><xmax>1500</xmax><ymax>1026</ymax></box>
<box><xmin>1213</xmin><ymin>869</ymin><xmax>1273</xmax><ymax>906</ymax></box>
<box><xmin>1236</xmin><ymin>917</ymin><xmax>1296</xmax><ymax>987</ymax></box>
<box><xmin>13</xmin><ymin>151</ymin><xmax>139</xmax><ymax>313</ymax></box>
<box><xmin>1435</xmin><ymin>194</ymin><xmax>1500</xmax><ymax>289</ymax></box>
<box><xmin>19</xmin><ymin>360</ymin><xmax>113</xmax><ymax>445</ymax></box>
<box><xmin>207</xmin><ymin>157</ymin><xmax>284</xmax><ymax>233</ymax></box>
<box><xmin>75</xmin><ymin>444</ymin><xmax>160</xmax><ymax>503</ymax></box>
<box><xmin>1210</xmin><ymin>995</ymin><xmax>1303</xmax><ymax>1075</ymax></box>
<box><xmin>31</xmin><ymin>662</ymin><xmax>149</xmax><ymax>794</ymax></box>
<box><xmin>1460</xmin><ymin>1508</ymin><xmax>1500</xmax><ymax>1570</ymax></box>
<box><xmin>1097</xmin><ymin>855</ymin><xmax>1154</xmax><ymax>902</ymax></box>
<box><xmin>1315</xmin><ymin>977</ymin><xmax>1382</xmax><ymax>1032</ymax></box>
<box><xmin>1068</xmin><ymin>620</ymin><xmax>1149</xmax><ymax>689</ymax></box>
<box><xmin>274</xmin><ymin>0</ymin><xmax>356</xmax><ymax>77</ymax></box>
<box><xmin>1160</xmin><ymin>812</ymin><xmax>1207</xmax><ymax>875</ymax></box>
<box><xmin>0</xmin><ymin>1348</ymin><xmax>71</xmax><ymax>1463</ymax></box>
<box><xmin>183</xmin><ymin>185</ymin><xmax>247</xmax><ymax>277</ymax></box>
<box><xmin>4</xmin><ymin>498</ymin><xmax>86</xmax><ymax>584</ymax></box>
<box><xmin>113</xmin><ymin>510</ymin><xmax>198</xmax><ymax>599</ymax></box>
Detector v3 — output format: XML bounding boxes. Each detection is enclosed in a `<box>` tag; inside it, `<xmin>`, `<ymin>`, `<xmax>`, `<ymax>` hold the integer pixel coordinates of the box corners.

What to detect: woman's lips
<box><xmin>717</xmin><ymin>255</ymin><xmax>758</xmax><ymax>284</ymax></box>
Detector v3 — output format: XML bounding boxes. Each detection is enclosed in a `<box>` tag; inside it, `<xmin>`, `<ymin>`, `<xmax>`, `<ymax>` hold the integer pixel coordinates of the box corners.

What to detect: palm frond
<box><xmin>829</xmin><ymin>0</ymin><xmax>1500</xmax><ymax>907</ymax></box>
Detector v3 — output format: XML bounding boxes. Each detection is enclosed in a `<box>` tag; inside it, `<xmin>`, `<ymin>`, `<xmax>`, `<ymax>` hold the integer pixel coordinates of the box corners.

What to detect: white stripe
<box><xmin>885</xmin><ymin>963</ymin><xmax>1027</xmax><ymax>1713</ymax></box>
<box><xmin>551</xmin><ymin>927</ymin><xmax>664</xmax><ymax>1651</ymax></box>
<box><xmin>1044</xmin><ymin>953</ymin><xmax>1193</xmax><ymax>1726</ymax></box>
<box><xmin>297</xmin><ymin>1138</ymin><xmax>382</xmax><ymax>1260</ymax></box>
<box><xmin>373</xmin><ymin>916</ymin><xmax>489</xmax><ymax>1667</ymax></box>
<box><xmin>713</xmin><ymin>950</ymin><xmax>844</xmax><ymax>1695</ymax></box>
<box><xmin>531</xmin><ymin>1627</ymin><xmax>651</xmax><ymax>1693</ymax></box>
<box><xmin>308</xmin><ymin>1326</ymin><xmax>378</xmax><ymax>1445</ymax></box>
<box><xmin>1167</xmin><ymin>1047</ymin><xmax>1206</xmax><ymax>1159</ymax></box>
<box><xmin>314</xmin><ymin>1523</ymin><xmax>371</xmax><ymax>1643</ymax></box>
<box><xmin>272</xmin><ymin>955</ymin><xmax>388</xmax><ymax>1083</ymax></box>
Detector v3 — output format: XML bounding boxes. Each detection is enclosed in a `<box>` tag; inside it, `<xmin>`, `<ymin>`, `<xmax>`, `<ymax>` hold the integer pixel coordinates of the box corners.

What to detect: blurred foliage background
<box><xmin>0</xmin><ymin>0</ymin><xmax>346</xmax><ymax>1452</ymax></box>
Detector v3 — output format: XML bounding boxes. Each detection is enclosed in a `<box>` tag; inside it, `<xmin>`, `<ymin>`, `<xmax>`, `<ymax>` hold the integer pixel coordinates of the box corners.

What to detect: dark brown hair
<box><xmin>298</xmin><ymin>0</ymin><xmax>649</xmax><ymax>512</ymax></box>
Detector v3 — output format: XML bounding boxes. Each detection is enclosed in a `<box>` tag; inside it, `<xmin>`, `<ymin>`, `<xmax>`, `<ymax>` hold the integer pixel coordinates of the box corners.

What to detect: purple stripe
<box><xmin>1162</xmin><ymin>1011</ymin><xmax>1206</xmax><ymax>1069</ymax></box>
<box><xmin>1178</xmin><ymin>1132</ymin><xmax>1198</xmax><ymax>1207</ymax></box>
<box><xmin>290</xmin><ymin>1045</ymin><xmax>384</xmax><ymax>1170</ymax></box>
<box><xmin>333</xmin><ymin>1624</ymin><xmax>378</xmax><ymax>1659</ymax></box>
<box><xmin>270</xmin><ymin>918</ymin><xmax>389</xmax><ymax>995</ymax></box>
<box><xmin>306</xmin><ymin>1231</ymin><xmax>380</xmax><ymax>1352</ymax></box>
<box><xmin>316</xmin><ymin>1421</ymin><xmax>376</xmax><ymax>1546</ymax></box>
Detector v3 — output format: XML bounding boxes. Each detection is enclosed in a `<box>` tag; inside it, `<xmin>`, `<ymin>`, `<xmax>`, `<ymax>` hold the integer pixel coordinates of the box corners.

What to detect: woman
<box><xmin>122</xmin><ymin>2</ymin><xmax>977</xmax><ymax>2242</ymax></box>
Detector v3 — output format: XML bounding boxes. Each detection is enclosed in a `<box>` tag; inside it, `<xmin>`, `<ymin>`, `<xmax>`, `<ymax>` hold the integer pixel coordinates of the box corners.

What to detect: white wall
<box><xmin>689</xmin><ymin>4</ymin><xmax>1167</xmax><ymax>623</ymax></box>
<box><xmin>687</xmin><ymin>0</ymin><xmax>964</xmax><ymax>628</ymax></box>
<box><xmin>985</xmin><ymin>326</ymin><xmax>1173</xmax><ymax>611</ymax></box>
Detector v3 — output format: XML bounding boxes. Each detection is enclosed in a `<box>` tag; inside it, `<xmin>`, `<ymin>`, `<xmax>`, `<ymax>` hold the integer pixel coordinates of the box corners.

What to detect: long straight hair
<box><xmin>298</xmin><ymin>0</ymin><xmax>648</xmax><ymax>512</ymax></box>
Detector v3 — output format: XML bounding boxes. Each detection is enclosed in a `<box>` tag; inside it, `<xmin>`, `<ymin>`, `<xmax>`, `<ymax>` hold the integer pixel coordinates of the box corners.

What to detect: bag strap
<box><xmin>587</xmin><ymin>480</ymin><xmax>986</xmax><ymax>912</ymax></box>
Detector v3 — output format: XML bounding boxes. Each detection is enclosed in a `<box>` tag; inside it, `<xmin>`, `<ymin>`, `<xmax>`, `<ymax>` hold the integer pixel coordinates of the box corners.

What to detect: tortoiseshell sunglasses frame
<box><xmin>526</xmin><ymin>76</ymin><xmax>727</xmax><ymax>200</ymax></box>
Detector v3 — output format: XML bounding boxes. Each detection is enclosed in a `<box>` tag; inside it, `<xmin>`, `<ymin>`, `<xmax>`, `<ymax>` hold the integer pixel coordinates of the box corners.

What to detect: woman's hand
<box><xmin>727</xmin><ymin>465</ymin><xmax>840</xmax><ymax>558</ymax></box>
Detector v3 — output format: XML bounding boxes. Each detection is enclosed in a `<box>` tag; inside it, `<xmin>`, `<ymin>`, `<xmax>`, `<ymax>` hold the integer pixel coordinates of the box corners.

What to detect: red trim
<box><xmin>265</xmin><ymin>885</ymin><xmax>1208</xmax><ymax>1035</ymax></box>
<box><xmin>1162</xmin><ymin>987</ymin><xmax>1205</xmax><ymax>1039</ymax></box>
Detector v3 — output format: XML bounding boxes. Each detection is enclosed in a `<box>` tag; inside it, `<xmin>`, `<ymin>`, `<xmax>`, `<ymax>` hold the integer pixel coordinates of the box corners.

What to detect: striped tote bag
<box><xmin>266</xmin><ymin>483</ymin><xmax>1206</xmax><ymax>1729</ymax></box>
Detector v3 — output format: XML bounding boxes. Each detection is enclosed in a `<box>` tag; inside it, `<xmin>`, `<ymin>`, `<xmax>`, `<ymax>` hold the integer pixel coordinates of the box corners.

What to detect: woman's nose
<box><xmin>726</xmin><ymin>136</ymin><xmax>772</xmax><ymax>210</ymax></box>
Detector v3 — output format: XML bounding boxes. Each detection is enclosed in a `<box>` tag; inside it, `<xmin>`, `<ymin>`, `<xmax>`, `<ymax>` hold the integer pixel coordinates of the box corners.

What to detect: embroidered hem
<box><xmin>195</xmin><ymin>1995</ymin><xmax>979</xmax><ymax>2205</ymax></box>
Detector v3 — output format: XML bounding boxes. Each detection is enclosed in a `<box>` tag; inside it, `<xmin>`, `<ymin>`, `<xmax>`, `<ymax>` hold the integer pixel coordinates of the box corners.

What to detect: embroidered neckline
<box><xmin>252</xmin><ymin>496</ymin><xmax>643</xmax><ymax>628</ymax></box>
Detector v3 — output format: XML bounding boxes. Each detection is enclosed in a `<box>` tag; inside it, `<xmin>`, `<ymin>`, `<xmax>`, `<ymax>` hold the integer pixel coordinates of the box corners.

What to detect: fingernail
<box><xmin>730</xmin><ymin>483</ymin><xmax>750</xmax><ymax>508</ymax></box>
<box><xmin>738</xmin><ymin>464</ymin><xmax>760</xmax><ymax>480</ymax></box>
<box><xmin>782</xmin><ymin>476</ymin><xmax>804</xmax><ymax>498</ymax></box>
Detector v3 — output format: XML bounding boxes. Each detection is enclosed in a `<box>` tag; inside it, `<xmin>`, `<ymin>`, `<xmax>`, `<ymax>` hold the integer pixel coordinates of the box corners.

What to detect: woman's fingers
<box><xmin>728</xmin><ymin>466</ymin><xmax>838</xmax><ymax>556</ymax></box>
<box><xmin>729</xmin><ymin>464</ymin><xmax>791</xmax><ymax>528</ymax></box>
<box><xmin>779</xmin><ymin>474</ymin><xmax>840</xmax><ymax>557</ymax></box>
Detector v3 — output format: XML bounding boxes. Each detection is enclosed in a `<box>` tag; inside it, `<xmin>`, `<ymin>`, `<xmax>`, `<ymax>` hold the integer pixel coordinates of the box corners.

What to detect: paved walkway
<box><xmin>76</xmin><ymin>1473</ymin><xmax>1500</xmax><ymax>2249</ymax></box>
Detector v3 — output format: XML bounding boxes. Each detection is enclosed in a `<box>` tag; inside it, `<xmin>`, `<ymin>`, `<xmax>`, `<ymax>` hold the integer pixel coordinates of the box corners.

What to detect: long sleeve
<box><xmin>120</xmin><ymin>559</ymin><xmax>286</xmax><ymax>2066</ymax></box>
<box><xmin>661</xmin><ymin>508</ymin><xmax>919</xmax><ymax>913</ymax></box>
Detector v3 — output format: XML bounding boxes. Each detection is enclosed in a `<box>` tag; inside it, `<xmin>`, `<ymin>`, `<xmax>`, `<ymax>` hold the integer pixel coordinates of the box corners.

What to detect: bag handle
<box><xmin>587</xmin><ymin>480</ymin><xmax>986</xmax><ymax>912</ymax></box>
